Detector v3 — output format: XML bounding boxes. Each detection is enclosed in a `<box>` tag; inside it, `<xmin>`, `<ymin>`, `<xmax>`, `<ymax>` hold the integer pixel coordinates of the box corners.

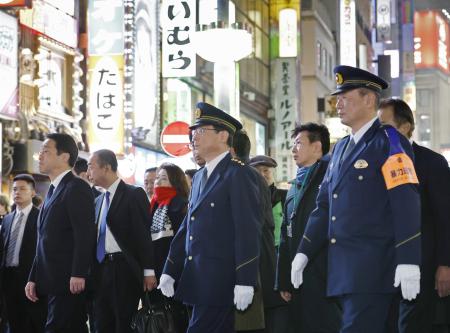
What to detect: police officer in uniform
<box><xmin>291</xmin><ymin>66</ymin><xmax>422</xmax><ymax>333</ymax></box>
<box><xmin>158</xmin><ymin>102</ymin><xmax>261</xmax><ymax>333</ymax></box>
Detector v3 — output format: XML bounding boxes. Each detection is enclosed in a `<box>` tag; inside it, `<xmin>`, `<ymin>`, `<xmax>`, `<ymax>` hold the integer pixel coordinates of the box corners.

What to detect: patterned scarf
<box><xmin>296</xmin><ymin>166</ymin><xmax>311</xmax><ymax>186</ymax></box>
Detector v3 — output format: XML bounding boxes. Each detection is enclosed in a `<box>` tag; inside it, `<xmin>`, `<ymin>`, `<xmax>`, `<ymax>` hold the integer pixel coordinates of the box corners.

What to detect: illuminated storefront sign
<box><xmin>87</xmin><ymin>55</ymin><xmax>124</xmax><ymax>154</ymax></box>
<box><xmin>279</xmin><ymin>8</ymin><xmax>297</xmax><ymax>57</ymax></box>
<box><xmin>272</xmin><ymin>58</ymin><xmax>297</xmax><ymax>182</ymax></box>
<box><xmin>19</xmin><ymin>1</ymin><xmax>77</xmax><ymax>48</ymax></box>
<box><xmin>0</xmin><ymin>11</ymin><xmax>18</xmax><ymax>118</ymax></box>
<box><xmin>414</xmin><ymin>11</ymin><xmax>450</xmax><ymax>74</ymax></box>
<box><xmin>340</xmin><ymin>0</ymin><xmax>356</xmax><ymax>66</ymax></box>
<box><xmin>88</xmin><ymin>0</ymin><xmax>124</xmax><ymax>55</ymax></box>
<box><xmin>134</xmin><ymin>0</ymin><xmax>159</xmax><ymax>146</ymax></box>
<box><xmin>161</xmin><ymin>0</ymin><xmax>196</xmax><ymax>77</ymax></box>
<box><xmin>35</xmin><ymin>48</ymin><xmax>65</xmax><ymax>114</ymax></box>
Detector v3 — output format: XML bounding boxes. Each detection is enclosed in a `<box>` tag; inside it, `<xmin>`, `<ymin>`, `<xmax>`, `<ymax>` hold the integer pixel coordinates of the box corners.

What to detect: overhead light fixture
<box><xmin>192</xmin><ymin>21</ymin><xmax>252</xmax><ymax>63</ymax></box>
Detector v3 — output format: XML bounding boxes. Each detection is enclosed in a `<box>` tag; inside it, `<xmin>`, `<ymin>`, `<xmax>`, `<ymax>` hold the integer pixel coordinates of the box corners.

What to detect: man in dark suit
<box><xmin>159</xmin><ymin>102</ymin><xmax>261</xmax><ymax>333</ymax></box>
<box><xmin>87</xmin><ymin>149</ymin><xmax>156</xmax><ymax>333</ymax></box>
<box><xmin>0</xmin><ymin>174</ymin><xmax>46</xmax><ymax>332</ymax></box>
<box><xmin>292</xmin><ymin>66</ymin><xmax>422</xmax><ymax>332</ymax></box>
<box><xmin>276</xmin><ymin>123</ymin><xmax>341</xmax><ymax>332</ymax></box>
<box><xmin>25</xmin><ymin>133</ymin><xmax>97</xmax><ymax>333</ymax></box>
<box><xmin>378</xmin><ymin>98</ymin><xmax>450</xmax><ymax>333</ymax></box>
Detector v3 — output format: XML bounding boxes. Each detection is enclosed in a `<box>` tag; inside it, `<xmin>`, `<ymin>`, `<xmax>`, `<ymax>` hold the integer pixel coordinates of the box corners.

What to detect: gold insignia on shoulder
<box><xmin>335</xmin><ymin>73</ymin><xmax>344</xmax><ymax>85</ymax></box>
<box><xmin>195</xmin><ymin>108</ymin><xmax>202</xmax><ymax>119</ymax></box>
<box><xmin>354</xmin><ymin>159</ymin><xmax>368</xmax><ymax>169</ymax></box>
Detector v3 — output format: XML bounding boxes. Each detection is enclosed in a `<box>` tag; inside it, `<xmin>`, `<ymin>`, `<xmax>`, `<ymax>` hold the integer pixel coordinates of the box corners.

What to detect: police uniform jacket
<box><xmin>163</xmin><ymin>153</ymin><xmax>261</xmax><ymax>306</ymax></box>
<box><xmin>298</xmin><ymin>119</ymin><xmax>421</xmax><ymax>296</ymax></box>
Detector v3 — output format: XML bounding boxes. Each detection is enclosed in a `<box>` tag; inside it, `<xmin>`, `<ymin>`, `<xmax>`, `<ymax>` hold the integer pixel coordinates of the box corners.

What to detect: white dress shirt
<box><xmin>351</xmin><ymin>117</ymin><xmax>378</xmax><ymax>144</ymax></box>
<box><xmin>7</xmin><ymin>203</ymin><xmax>33</xmax><ymax>267</ymax></box>
<box><xmin>205</xmin><ymin>151</ymin><xmax>229</xmax><ymax>178</ymax></box>
<box><xmin>99</xmin><ymin>178</ymin><xmax>154</xmax><ymax>276</ymax></box>
<box><xmin>51</xmin><ymin>169</ymin><xmax>72</xmax><ymax>190</ymax></box>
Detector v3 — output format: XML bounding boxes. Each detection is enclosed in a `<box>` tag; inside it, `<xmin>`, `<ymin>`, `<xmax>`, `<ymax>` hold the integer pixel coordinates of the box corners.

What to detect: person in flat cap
<box><xmin>291</xmin><ymin>65</ymin><xmax>422</xmax><ymax>332</ymax></box>
<box><xmin>249</xmin><ymin>155</ymin><xmax>287</xmax><ymax>251</ymax></box>
<box><xmin>159</xmin><ymin>102</ymin><xmax>261</xmax><ymax>333</ymax></box>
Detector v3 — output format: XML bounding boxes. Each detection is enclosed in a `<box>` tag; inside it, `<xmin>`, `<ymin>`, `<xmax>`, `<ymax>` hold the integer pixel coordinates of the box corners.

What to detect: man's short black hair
<box><xmin>212</xmin><ymin>124</ymin><xmax>234</xmax><ymax>147</ymax></box>
<box><xmin>233</xmin><ymin>130</ymin><xmax>251</xmax><ymax>163</ymax></box>
<box><xmin>13</xmin><ymin>174</ymin><xmax>36</xmax><ymax>189</ymax></box>
<box><xmin>145</xmin><ymin>167</ymin><xmax>157</xmax><ymax>174</ymax></box>
<box><xmin>46</xmin><ymin>133</ymin><xmax>79</xmax><ymax>167</ymax></box>
<box><xmin>185</xmin><ymin>169</ymin><xmax>197</xmax><ymax>178</ymax></box>
<box><xmin>73</xmin><ymin>158</ymin><xmax>88</xmax><ymax>175</ymax></box>
<box><xmin>93</xmin><ymin>149</ymin><xmax>118</xmax><ymax>172</ymax></box>
<box><xmin>291</xmin><ymin>123</ymin><xmax>331</xmax><ymax>155</ymax></box>
<box><xmin>379</xmin><ymin>98</ymin><xmax>415</xmax><ymax>137</ymax></box>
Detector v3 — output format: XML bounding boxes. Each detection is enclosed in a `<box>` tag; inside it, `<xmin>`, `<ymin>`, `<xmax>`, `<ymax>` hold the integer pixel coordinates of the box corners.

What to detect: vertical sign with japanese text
<box><xmin>0</xmin><ymin>11</ymin><xmax>18</xmax><ymax>118</ymax></box>
<box><xmin>88</xmin><ymin>0</ymin><xmax>124</xmax><ymax>55</ymax></box>
<box><xmin>134</xmin><ymin>0</ymin><xmax>159</xmax><ymax>146</ymax></box>
<box><xmin>87</xmin><ymin>55</ymin><xmax>124</xmax><ymax>153</ymax></box>
<box><xmin>340</xmin><ymin>0</ymin><xmax>356</xmax><ymax>66</ymax></box>
<box><xmin>161</xmin><ymin>0</ymin><xmax>196</xmax><ymax>77</ymax></box>
<box><xmin>87</xmin><ymin>0</ymin><xmax>125</xmax><ymax>153</ymax></box>
<box><xmin>272</xmin><ymin>58</ymin><xmax>297</xmax><ymax>182</ymax></box>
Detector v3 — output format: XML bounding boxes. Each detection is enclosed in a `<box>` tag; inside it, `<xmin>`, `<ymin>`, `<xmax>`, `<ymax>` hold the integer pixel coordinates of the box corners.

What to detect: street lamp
<box><xmin>192</xmin><ymin>15</ymin><xmax>252</xmax><ymax>119</ymax></box>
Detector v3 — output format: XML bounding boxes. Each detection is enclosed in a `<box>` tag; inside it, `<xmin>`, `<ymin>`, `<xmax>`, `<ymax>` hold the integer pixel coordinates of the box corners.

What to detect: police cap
<box><xmin>190</xmin><ymin>102</ymin><xmax>242</xmax><ymax>134</ymax></box>
<box><xmin>248</xmin><ymin>155</ymin><xmax>278</xmax><ymax>168</ymax></box>
<box><xmin>331</xmin><ymin>65</ymin><xmax>389</xmax><ymax>96</ymax></box>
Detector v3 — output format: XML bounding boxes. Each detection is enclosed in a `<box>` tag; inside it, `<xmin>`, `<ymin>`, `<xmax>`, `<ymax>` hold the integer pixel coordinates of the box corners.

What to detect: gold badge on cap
<box><xmin>195</xmin><ymin>108</ymin><xmax>202</xmax><ymax>119</ymax></box>
<box><xmin>335</xmin><ymin>73</ymin><xmax>344</xmax><ymax>85</ymax></box>
<box><xmin>354</xmin><ymin>159</ymin><xmax>368</xmax><ymax>169</ymax></box>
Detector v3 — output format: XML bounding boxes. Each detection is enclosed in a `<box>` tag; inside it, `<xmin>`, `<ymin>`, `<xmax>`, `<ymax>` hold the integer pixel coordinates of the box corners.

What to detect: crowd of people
<box><xmin>0</xmin><ymin>65</ymin><xmax>448</xmax><ymax>333</ymax></box>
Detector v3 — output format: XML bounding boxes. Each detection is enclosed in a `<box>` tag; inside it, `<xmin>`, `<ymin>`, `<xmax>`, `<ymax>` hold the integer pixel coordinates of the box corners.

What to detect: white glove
<box><xmin>394</xmin><ymin>264</ymin><xmax>421</xmax><ymax>301</ymax></box>
<box><xmin>234</xmin><ymin>285</ymin><xmax>254</xmax><ymax>311</ymax></box>
<box><xmin>157</xmin><ymin>274</ymin><xmax>175</xmax><ymax>297</ymax></box>
<box><xmin>291</xmin><ymin>253</ymin><xmax>309</xmax><ymax>288</ymax></box>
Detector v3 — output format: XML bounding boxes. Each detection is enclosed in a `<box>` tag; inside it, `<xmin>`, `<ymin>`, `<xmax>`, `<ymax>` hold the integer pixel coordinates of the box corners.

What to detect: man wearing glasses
<box><xmin>159</xmin><ymin>102</ymin><xmax>261</xmax><ymax>333</ymax></box>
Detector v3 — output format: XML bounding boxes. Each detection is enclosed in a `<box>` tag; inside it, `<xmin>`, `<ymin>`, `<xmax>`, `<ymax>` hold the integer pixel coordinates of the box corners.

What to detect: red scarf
<box><xmin>150</xmin><ymin>186</ymin><xmax>177</xmax><ymax>212</ymax></box>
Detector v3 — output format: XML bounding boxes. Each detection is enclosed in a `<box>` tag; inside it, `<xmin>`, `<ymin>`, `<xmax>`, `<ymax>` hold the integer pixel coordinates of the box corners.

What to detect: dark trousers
<box><xmin>265</xmin><ymin>306</ymin><xmax>289</xmax><ymax>333</ymax></box>
<box><xmin>188</xmin><ymin>304</ymin><xmax>234</xmax><ymax>333</ymax></box>
<box><xmin>339</xmin><ymin>293</ymin><xmax>395</xmax><ymax>333</ymax></box>
<box><xmin>93</xmin><ymin>254</ymin><xmax>141</xmax><ymax>333</ymax></box>
<box><xmin>399</xmin><ymin>279</ymin><xmax>438</xmax><ymax>333</ymax></box>
<box><xmin>45</xmin><ymin>292</ymin><xmax>87</xmax><ymax>333</ymax></box>
<box><xmin>3</xmin><ymin>268</ymin><xmax>47</xmax><ymax>333</ymax></box>
<box><xmin>287</xmin><ymin>288</ymin><xmax>341</xmax><ymax>333</ymax></box>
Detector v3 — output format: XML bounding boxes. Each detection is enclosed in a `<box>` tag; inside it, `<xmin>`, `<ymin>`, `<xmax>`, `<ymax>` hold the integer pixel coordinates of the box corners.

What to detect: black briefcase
<box><xmin>131</xmin><ymin>292</ymin><xmax>178</xmax><ymax>333</ymax></box>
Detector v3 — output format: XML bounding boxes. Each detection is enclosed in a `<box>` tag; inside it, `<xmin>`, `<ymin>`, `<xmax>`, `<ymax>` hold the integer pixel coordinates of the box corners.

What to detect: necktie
<box><xmin>96</xmin><ymin>191</ymin><xmax>110</xmax><ymax>263</ymax></box>
<box><xmin>5</xmin><ymin>212</ymin><xmax>25</xmax><ymax>267</ymax></box>
<box><xmin>341</xmin><ymin>138</ymin><xmax>356</xmax><ymax>164</ymax></box>
<box><xmin>47</xmin><ymin>184</ymin><xmax>55</xmax><ymax>200</ymax></box>
<box><xmin>199</xmin><ymin>167</ymin><xmax>208</xmax><ymax>194</ymax></box>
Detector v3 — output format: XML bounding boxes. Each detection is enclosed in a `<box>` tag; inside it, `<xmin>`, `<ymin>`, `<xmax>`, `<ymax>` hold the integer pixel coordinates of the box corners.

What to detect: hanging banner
<box><xmin>0</xmin><ymin>11</ymin><xmax>18</xmax><ymax>118</ymax></box>
<box><xmin>340</xmin><ymin>0</ymin><xmax>356</xmax><ymax>66</ymax></box>
<box><xmin>161</xmin><ymin>0</ymin><xmax>196</xmax><ymax>77</ymax></box>
<box><xmin>134</xmin><ymin>0</ymin><xmax>159</xmax><ymax>146</ymax></box>
<box><xmin>376</xmin><ymin>0</ymin><xmax>391</xmax><ymax>42</ymax></box>
<box><xmin>88</xmin><ymin>0</ymin><xmax>124</xmax><ymax>55</ymax></box>
<box><xmin>87</xmin><ymin>55</ymin><xmax>124</xmax><ymax>154</ymax></box>
<box><xmin>271</xmin><ymin>58</ymin><xmax>297</xmax><ymax>182</ymax></box>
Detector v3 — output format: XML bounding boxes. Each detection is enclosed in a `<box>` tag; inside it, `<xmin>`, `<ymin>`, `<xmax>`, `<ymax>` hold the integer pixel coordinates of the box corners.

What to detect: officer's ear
<box><xmin>312</xmin><ymin>140</ymin><xmax>322</xmax><ymax>155</ymax></box>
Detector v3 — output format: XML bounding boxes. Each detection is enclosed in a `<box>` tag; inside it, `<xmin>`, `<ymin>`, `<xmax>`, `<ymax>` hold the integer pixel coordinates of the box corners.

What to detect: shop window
<box><xmin>317</xmin><ymin>41</ymin><xmax>322</xmax><ymax>69</ymax></box>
